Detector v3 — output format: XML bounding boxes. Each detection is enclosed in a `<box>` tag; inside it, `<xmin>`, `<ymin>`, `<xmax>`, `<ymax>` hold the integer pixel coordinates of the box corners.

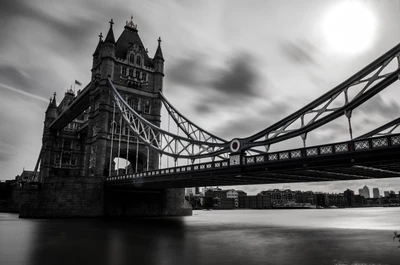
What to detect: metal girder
<box><xmin>356</xmin><ymin>116</ymin><xmax>400</xmax><ymax>139</ymax></box>
<box><xmin>239</xmin><ymin>43</ymin><xmax>400</xmax><ymax>151</ymax></box>
<box><xmin>108</xmin><ymin>78</ymin><xmax>230</xmax><ymax>159</ymax></box>
<box><xmin>159</xmin><ymin>91</ymin><xmax>229</xmax><ymax>159</ymax></box>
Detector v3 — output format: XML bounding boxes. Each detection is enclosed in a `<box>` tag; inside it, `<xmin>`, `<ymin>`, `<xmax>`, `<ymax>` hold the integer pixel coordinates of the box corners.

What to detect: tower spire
<box><xmin>154</xmin><ymin>37</ymin><xmax>164</xmax><ymax>61</ymax></box>
<box><xmin>104</xmin><ymin>19</ymin><xmax>115</xmax><ymax>43</ymax></box>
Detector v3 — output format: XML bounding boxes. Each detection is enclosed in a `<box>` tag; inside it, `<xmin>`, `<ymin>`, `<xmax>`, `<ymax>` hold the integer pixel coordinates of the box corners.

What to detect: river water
<box><xmin>0</xmin><ymin>208</ymin><xmax>399</xmax><ymax>265</ymax></box>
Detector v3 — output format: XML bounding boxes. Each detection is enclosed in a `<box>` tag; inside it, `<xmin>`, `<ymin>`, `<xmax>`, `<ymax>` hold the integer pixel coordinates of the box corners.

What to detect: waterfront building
<box><xmin>344</xmin><ymin>189</ymin><xmax>355</xmax><ymax>206</ymax></box>
<box><xmin>362</xmin><ymin>185</ymin><xmax>370</xmax><ymax>198</ymax></box>
<box><xmin>373</xmin><ymin>188</ymin><xmax>380</xmax><ymax>198</ymax></box>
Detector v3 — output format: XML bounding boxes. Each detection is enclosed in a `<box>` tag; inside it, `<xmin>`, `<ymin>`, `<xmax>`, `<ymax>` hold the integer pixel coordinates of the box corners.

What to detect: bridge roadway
<box><xmin>105</xmin><ymin>133</ymin><xmax>400</xmax><ymax>189</ymax></box>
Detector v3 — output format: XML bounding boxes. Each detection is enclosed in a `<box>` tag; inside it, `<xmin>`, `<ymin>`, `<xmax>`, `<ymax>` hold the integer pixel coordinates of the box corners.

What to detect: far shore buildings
<box><xmin>194</xmin><ymin>186</ymin><xmax>400</xmax><ymax>209</ymax></box>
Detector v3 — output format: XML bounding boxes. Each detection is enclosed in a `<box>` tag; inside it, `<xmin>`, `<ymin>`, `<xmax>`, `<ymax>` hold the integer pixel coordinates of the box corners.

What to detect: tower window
<box><xmin>144</xmin><ymin>101</ymin><xmax>151</xmax><ymax>114</ymax></box>
<box><xmin>129</xmin><ymin>68</ymin><xmax>134</xmax><ymax>77</ymax></box>
<box><xmin>122</xmin><ymin>67</ymin><xmax>127</xmax><ymax>76</ymax></box>
<box><xmin>135</xmin><ymin>70</ymin><xmax>140</xmax><ymax>79</ymax></box>
<box><xmin>127</xmin><ymin>97</ymin><xmax>139</xmax><ymax>111</ymax></box>
<box><xmin>129</xmin><ymin>54</ymin><xmax>135</xmax><ymax>64</ymax></box>
<box><xmin>136</xmin><ymin>56</ymin><xmax>141</xmax><ymax>66</ymax></box>
<box><xmin>142</xmin><ymin>72</ymin><xmax>147</xmax><ymax>81</ymax></box>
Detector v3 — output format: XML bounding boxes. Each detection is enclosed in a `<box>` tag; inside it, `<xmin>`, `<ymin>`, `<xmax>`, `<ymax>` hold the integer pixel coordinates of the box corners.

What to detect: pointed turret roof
<box><xmin>46</xmin><ymin>92</ymin><xmax>57</xmax><ymax>112</ymax></box>
<box><xmin>93</xmin><ymin>32</ymin><xmax>103</xmax><ymax>56</ymax></box>
<box><xmin>115</xmin><ymin>17</ymin><xmax>153</xmax><ymax>67</ymax></box>
<box><xmin>104</xmin><ymin>19</ymin><xmax>115</xmax><ymax>44</ymax></box>
<box><xmin>154</xmin><ymin>37</ymin><xmax>164</xmax><ymax>61</ymax></box>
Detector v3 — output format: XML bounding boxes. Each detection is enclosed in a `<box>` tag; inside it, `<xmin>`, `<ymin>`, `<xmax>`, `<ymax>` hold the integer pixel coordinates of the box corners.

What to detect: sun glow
<box><xmin>323</xmin><ymin>1</ymin><xmax>376</xmax><ymax>54</ymax></box>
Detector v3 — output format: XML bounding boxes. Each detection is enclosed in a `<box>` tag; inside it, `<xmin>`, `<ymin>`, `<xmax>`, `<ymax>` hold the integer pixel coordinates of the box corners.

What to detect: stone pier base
<box><xmin>13</xmin><ymin>176</ymin><xmax>192</xmax><ymax>218</ymax></box>
<box><xmin>17</xmin><ymin>176</ymin><xmax>103</xmax><ymax>218</ymax></box>
<box><xmin>104</xmin><ymin>187</ymin><xmax>192</xmax><ymax>217</ymax></box>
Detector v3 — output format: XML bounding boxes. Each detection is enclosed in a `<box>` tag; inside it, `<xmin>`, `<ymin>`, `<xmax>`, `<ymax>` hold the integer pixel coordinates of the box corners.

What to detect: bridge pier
<box><xmin>104</xmin><ymin>187</ymin><xmax>192</xmax><ymax>217</ymax></box>
<box><xmin>14</xmin><ymin>176</ymin><xmax>191</xmax><ymax>218</ymax></box>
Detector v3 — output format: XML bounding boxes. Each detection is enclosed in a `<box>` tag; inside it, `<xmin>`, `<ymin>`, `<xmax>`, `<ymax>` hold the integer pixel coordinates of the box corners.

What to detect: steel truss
<box><xmin>158</xmin><ymin>91</ymin><xmax>229</xmax><ymax>159</ymax></box>
<box><xmin>239</xmin><ymin>43</ymin><xmax>400</xmax><ymax>151</ymax></box>
<box><xmin>108</xmin><ymin>78</ymin><xmax>230</xmax><ymax>159</ymax></box>
<box><xmin>356</xmin><ymin>116</ymin><xmax>400</xmax><ymax>139</ymax></box>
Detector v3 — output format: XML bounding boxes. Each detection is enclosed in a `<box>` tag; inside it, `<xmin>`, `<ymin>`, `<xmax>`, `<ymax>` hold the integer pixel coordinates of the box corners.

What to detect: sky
<box><xmin>1</xmin><ymin>0</ymin><xmax>400</xmax><ymax>195</ymax></box>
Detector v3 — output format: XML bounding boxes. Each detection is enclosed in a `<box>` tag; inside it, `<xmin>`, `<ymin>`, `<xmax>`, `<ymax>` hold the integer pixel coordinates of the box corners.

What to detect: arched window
<box><xmin>129</xmin><ymin>53</ymin><xmax>135</xmax><ymax>64</ymax></box>
<box><xmin>136</xmin><ymin>56</ymin><xmax>141</xmax><ymax>66</ymax></box>
<box><xmin>127</xmin><ymin>97</ymin><xmax>139</xmax><ymax>111</ymax></box>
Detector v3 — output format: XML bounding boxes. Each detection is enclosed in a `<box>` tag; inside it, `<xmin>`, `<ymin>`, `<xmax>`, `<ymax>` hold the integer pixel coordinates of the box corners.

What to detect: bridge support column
<box><xmin>104</xmin><ymin>187</ymin><xmax>192</xmax><ymax>217</ymax></box>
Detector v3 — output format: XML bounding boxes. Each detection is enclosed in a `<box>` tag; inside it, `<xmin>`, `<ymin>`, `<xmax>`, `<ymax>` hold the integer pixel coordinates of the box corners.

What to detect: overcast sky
<box><xmin>1</xmin><ymin>0</ymin><xmax>400</xmax><ymax>195</ymax></box>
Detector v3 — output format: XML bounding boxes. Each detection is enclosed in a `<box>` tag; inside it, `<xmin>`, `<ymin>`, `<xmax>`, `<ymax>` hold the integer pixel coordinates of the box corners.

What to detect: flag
<box><xmin>75</xmin><ymin>80</ymin><xmax>82</xmax><ymax>86</ymax></box>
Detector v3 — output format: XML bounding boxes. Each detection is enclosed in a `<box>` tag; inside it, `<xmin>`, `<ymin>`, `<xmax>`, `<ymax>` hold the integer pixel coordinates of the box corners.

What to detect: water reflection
<box><xmin>0</xmin><ymin>208</ymin><xmax>399</xmax><ymax>265</ymax></box>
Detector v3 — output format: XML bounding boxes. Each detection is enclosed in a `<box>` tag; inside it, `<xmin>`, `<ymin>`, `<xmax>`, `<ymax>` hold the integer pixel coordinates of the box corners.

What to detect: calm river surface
<box><xmin>1</xmin><ymin>208</ymin><xmax>399</xmax><ymax>265</ymax></box>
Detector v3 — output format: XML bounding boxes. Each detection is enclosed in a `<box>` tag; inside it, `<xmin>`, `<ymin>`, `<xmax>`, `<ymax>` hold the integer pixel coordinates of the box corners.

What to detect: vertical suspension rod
<box><xmin>109</xmin><ymin>101</ymin><xmax>116</xmax><ymax>177</ymax></box>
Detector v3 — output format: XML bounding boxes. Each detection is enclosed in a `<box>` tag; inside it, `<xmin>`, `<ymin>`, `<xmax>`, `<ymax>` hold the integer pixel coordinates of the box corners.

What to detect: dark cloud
<box><xmin>167</xmin><ymin>57</ymin><xmax>204</xmax><ymax>88</ymax></box>
<box><xmin>280</xmin><ymin>39</ymin><xmax>318</xmax><ymax>65</ymax></box>
<box><xmin>194</xmin><ymin>103</ymin><xmax>213</xmax><ymax>115</ymax></box>
<box><xmin>211</xmin><ymin>53</ymin><xmax>260</xmax><ymax>97</ymax></box>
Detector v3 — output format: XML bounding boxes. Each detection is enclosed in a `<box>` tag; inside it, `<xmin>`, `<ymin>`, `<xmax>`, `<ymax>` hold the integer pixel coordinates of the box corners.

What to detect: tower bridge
<box><xmin>14</xmin><ymin>17</ymin><xmax>400</xmax><ymax>218</ymax></box>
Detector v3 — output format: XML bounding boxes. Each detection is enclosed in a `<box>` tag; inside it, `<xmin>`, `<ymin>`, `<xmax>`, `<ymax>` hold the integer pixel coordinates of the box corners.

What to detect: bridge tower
<box><xmin>87</xmin><ymin>17</ymin><xmax>164</xmax><ymax>178</ymax></box>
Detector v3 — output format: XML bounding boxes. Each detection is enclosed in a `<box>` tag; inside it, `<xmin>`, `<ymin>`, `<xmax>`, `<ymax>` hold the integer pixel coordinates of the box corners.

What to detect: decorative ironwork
<box><xmin>268</xmin><ymin>154</ymin><xmax>278</xmax><ymax>161</ymax></box>
<box><xmin>246</xmin><ymin>157</ymin><xmax>255</xmax><ymax>164</ymax></box>
<box><xmin>230</xmin><ymin>154</ymin><xmax>240</xmax><ymax>165</ymax></box>
<box><xmin>290</xmin><ymin>150</ymin><xmax>302</xmax><ymax>158</ymax></box>
<box><xmin>306</xmin><ymin>148</ymin><xmax>318</xmax><ymax>156</ymax></box>
<box><xmin>279</xmin><ymin>152</ymin><xmax>289</xmax><ymax>160</ymax></box>
<box><xmin>320</xmin><ymin>146</ymin><xmax>333</xmax><ymax>155</ymax></box>
<box><xmin>392</xmin><ymin>136</ymin><xmax>400</xmax><ymax>145</ymax></box>
<box><xmin>355</xmin><ymin>140</ymin><xmax>369</xmax><ymax>150</ymax></box>
<box><xmin>256</xmin><ymin>156</ymin><xmax>265</xmax><ymax>163</ymax></box>
<box><xmin>335</xmin><ymin>144</ymin><xmax>348</xmax><ymax>153</ymax></box>
<box><xmin>372</xmin><ymin>138</ymin><xmax>388</xmax><ymax>148</ymax></box>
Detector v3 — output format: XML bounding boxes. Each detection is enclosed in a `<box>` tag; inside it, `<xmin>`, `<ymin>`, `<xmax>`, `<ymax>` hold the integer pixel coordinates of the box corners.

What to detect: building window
<box><xmin>63</xmin><ymin>139</ymin><xmax>71</xmax><ymax>150</ymax></box>
<box><xmin>122</xmin><ymin>67</ymin><xmax>127</xmax><ymax>76</ymax></box>
<box><xmin>54</xmin><ymin>140</ymin><xmax>59</xmax><ymax>148</ymax></box>
<box><xmin>127</xmin><ymin>97</ymin><xmax>138</xmax><ymax>111</ymax></box>
<box><xmin>144</xmin><ymin>101</ymin><xmax>151</xmax><ymax>114</ymax></box>
<box><xmin>142</xmin><ymin>72</ymin><xmax>147</xmax><ymax>81</ymax></box>
<box><xmin>129</xmin><ymin>54</ymin><xmax>135</xmax><ymax>64</ymax></box>
<box><xmin>54</xmin><ymin>154</ymin><xmax>60</xmax><ymax>165</ymax></box>
<box><xmin>62</xmin><ymin>153</ymin><xmax>71</xmax><ymax>165</ymax></box>
<box><xmin>135</xmin><ymin>70</ymin><xmax>140</xmax><ymax>79</ymax></box>
<box><xmin>71</xmin><ymin>155</ymin><xmax>77</xmax><ymax>165</ymax></box>
<box><xmin>136</xmin><ymin>56</ymin><xmax>141</xmax><ymax>66</ymax></box>
<box><xmin>129</xmin><ymin>68</ymin><xmax>134</xmax><ymax>77</ymax></box>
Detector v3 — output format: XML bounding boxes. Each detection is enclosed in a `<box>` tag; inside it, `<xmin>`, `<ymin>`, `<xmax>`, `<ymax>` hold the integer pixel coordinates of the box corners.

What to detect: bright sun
<box><xmin>323</xmin><ymin>1</ymin><xmax>376</xmax><ymax>54</ymax></box>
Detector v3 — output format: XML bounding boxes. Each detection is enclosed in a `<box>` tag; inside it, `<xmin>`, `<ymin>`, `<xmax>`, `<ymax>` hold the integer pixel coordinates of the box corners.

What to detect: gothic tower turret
<box><xmin>153</xmin><ymin>37</ymin><xmax>164</xmax><ymax>93</ymax></box>
<box><xmin>91</xmin><ymin>33</ymin><xmax>103</xmax><ymax>80</ymax></box>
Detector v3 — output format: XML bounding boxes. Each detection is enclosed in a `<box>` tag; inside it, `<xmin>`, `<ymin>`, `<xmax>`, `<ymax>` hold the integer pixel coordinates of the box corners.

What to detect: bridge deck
<box><xmin>105</xmin><ymin>134</ymin><xmax>400</xmax><ymax>189</ymax></box>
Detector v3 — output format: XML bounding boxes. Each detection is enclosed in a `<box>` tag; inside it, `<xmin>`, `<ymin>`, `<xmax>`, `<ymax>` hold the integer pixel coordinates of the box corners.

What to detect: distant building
<box><xmin>344</xmin><ymin>189</ymin><xmax>355</xmax><ymax>206</ymax></box>
<box><xmin>373</xmin><ymin>188</ymin><xmax>380</xmax><ymax>198</ymax></box>
<box><xmin>384</xmin><ymin>191</ymin><xmax>390</xmax><ymax>197</ymax></box>
<box><xmin>205</xmin><ymin>188</ymin><xmax>245</xmax><ymax>208</ymax></box>
<box><xmin>358</xmin><ymin>188</ymin><xmax>364</xmax><ymax>197</ymax></box>
<box><xmin>362</xmin><ymin>185</ymin><xmax>370</xmax><ymax>198</ymax></box>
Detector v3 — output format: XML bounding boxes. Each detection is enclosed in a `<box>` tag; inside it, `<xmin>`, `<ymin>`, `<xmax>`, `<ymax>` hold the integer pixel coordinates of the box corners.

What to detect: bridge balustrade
<box><xmin>105</xmin><ymin>134</ymin><xmax>400</xmax><ymax>184</ymax></box>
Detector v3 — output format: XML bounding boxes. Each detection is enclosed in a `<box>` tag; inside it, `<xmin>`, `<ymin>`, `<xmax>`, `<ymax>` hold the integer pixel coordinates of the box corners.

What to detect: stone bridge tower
<box><xmin>87</xmin><ymin>18</ymin><xmax>164</xmax><ymax>177</ymax></box>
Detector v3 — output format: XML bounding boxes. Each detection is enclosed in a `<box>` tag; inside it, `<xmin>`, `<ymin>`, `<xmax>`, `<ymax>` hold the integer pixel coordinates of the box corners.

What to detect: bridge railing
<box><xmin>105</xmin><ymin>133</ymin><xmax>400</xmax><ymax>183</ymax></box>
